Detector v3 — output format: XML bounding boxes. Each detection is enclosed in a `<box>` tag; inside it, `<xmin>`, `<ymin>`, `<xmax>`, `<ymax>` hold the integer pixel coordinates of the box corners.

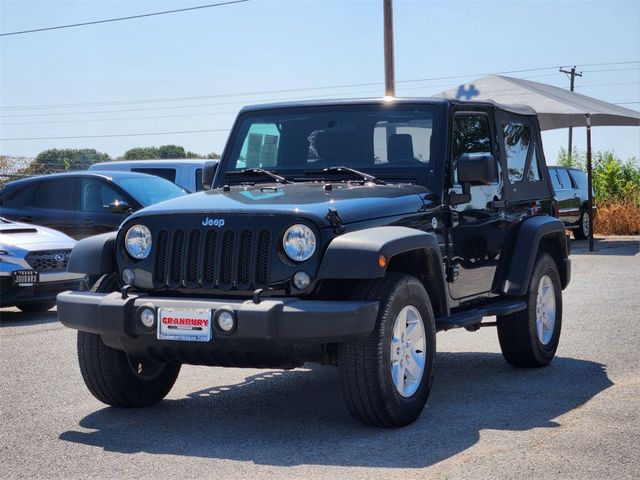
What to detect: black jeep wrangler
<box><xmin>58</xmin><ymin>98</ymin><xmax>570</xmax><ymax>427</ymax></box>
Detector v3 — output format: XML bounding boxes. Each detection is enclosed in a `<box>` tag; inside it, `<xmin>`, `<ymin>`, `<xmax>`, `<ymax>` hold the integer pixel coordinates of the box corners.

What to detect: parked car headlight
<box><xmin>282</xmin><ymin>224</ymin><xmax>316</xmax><ymax>261</ymax></box>
<box><xmin>125</xmin><ymin>225</ymin><xmax>152</xmax><ymax>259</ymax></box>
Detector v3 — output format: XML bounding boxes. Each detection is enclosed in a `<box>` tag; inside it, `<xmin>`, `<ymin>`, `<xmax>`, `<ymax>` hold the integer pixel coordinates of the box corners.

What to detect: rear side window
<box><xmin>503</xmin><ymin>123</ymin><xmax>531</xmax><ymax>183</ymax></box>
<box><xmin>131</xmin><ymin>167</ymin><xmax>177</xmax><ymax>183</ymax></box>
<box><xmin>549</xmin><ymin>169</ymin><xmax>562</xmax><ymax>190</ymax></box>
<box><xmin>33</xmin><ymin>179</ymin><xmax>78</xmax><ymax>210</ymax></box>
<box><xmin>556</xmin><ymin>168</ymin><xmax>574</xmax><ymax>189</ymax></box>
<box><xmin>569</xmin><ymin>169</ymin><xmax>588</xmax><ymax>189</ymax></box>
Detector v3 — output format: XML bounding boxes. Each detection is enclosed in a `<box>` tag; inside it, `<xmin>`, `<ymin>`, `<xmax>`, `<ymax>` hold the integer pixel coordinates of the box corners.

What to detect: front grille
<box><xmin>154</xmin><ymin>227</ymin><xmax>272</xmax><ymax>290</ymax></box>
<box><xmin>25</xmin><ymin>250</ymin><xmax>71</xmax><ymax>272</ymax></box>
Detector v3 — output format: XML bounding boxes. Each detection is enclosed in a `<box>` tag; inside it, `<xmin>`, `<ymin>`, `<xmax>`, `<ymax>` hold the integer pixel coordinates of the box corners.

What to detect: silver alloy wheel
<box><xmin>535</xmin><ymin>275</ymin><xmax>557</xmax><ymax>345</ymax></box>
<box><xmin>582</xmin><ymin>211</ymin><xmax>590</xmax><ymax>238</ymax></box>
<box><xmin>390</xmin><ymin>305</ymin><xmax>426</xmax><ymax>397</ymax></box>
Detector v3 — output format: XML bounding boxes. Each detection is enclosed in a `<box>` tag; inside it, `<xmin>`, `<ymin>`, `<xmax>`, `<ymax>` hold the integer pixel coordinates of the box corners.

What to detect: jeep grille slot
<box><xmin>237</xmin><ymin>229</ymin><xmax>253</xmax><ymax>286</ymax></box>
<box><xmin>170</xmin><ymin>230</ymin><xmax>185</xmax><ymax>285</ymax></box>
<box><xmin>155</xmin><ymin>230</ymin><xmax>169</xmax><ymax>282</ymax></box>
<box><xmin>203</xmin><ymin>230</ymin><xmax>217</xmax><ymax>286</ymax></box>
<box><xmin>256</xmin><ymin>230</ymin><xmax>271</xmax><ymax>285</ymax></box>
<box><xmin>187</xmin><ymin>230</ymin><xmax>201</xmax><ymax>284</ymax></box>
<box><xmin>152</xmin><ymin>225</ymin><xmax>271</xmax><ymax>291</ymax></box>
<box><xmin>220</xmin><ymin>231</ymin><xmax>235</xmax><ymax>286</ymax></box>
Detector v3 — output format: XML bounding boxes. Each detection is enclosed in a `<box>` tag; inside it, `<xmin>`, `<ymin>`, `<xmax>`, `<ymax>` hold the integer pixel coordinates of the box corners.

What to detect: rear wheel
<box><xmin>76</xmin><ymin>273</ymin><xmax>181</xmax><ymax>407</ymax></box>
<box><xmin>573</xmin><ymin>210</ymin><xmax>590</xmax><ymax>239</ymax></box>
<box><xmin>497</xmin><ymin>253</ymin><xmax>562</xmax><ymax>367</ymax></box>
<box><xmin>16</xmin><ymin>301</ymin><xmax>56</xmax><ymax>313</ymax></box>
<box><xmin>338</xmin><ymin>273</ymin><xmax>436</xmax><ymax>427</ymax></box>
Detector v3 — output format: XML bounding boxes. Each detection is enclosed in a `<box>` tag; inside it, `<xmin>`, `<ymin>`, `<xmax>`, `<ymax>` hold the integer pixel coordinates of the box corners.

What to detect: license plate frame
<box><xmin>12</xmin><ymin>270</ymin><xmax>39</xmax><ymax>287</ymax></box>
<box><xmin>157</xmin><ymin>307</ymin><xmax>212</xmax><ymax>342</ymax></box>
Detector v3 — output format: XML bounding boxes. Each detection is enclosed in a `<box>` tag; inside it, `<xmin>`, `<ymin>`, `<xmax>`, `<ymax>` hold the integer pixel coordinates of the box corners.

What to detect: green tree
<box><xmin>157</xmin><ymin>145</ymin><xmax>186</xmax><ymax>158</ymax></box>
<box><xmin>122</xmin><ymin>146</ymin><xmax>160</xmax><ymax>160</ymax></box>
<box><xmin>26</xmin><ymin>148</ymin><xmax>111</xmax><ymax>173</ymax></box>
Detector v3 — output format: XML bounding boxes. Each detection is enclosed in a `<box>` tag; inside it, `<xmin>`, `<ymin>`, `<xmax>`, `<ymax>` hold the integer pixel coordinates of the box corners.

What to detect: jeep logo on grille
<box><xmin>201</xmin><ymin>217</ymin><xmax>225</xmax><ymax>228</ymax></box>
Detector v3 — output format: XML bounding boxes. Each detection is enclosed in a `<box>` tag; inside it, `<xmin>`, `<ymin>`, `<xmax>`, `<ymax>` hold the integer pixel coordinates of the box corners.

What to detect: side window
<box><xmin>80</xmin><ymin>179</ymin><xmax>125</xmax><ymax>213</ymax></box>
<box><xmin>569</xmin><ymin>169</ymin><xmax>588</xmax><ymax>189</ymax></box>
<box><xmin>526</xmin><ymin>147</ymin><xmax>542</xmax><ymax>182</ymax></box>
<box><xmin>502</xmin><ymin>122</ymin><xmax>532</xmax><ymax>183</ymax></box>
<box><xmin>237</xmin><ymin>123</ymin><xmax>280</xmax><ymax>169</ymax></box>
<box><xmin>549</xmin><ymin>169</ymin><xmax>562</xmax><ymax>190</ymax></box>
<box><xmin>9</xmin><ymin>184</ymin><xmax>38</xmax><ymax>207</ymax></box>
<box><xmin>131</xmin><ymin>168</ymin><xmax>176</xmax><ymax>183</ymax></box>
<box><xmin>451</xmin><ymin>114</ymin><xmax>493</xmax><ymax>184</ymax></box>
<box><xmin>195</xmin><ymin>168</ymin><xmax>203</xmax><ymax>192</ymax></box>
<box><xmin>556</xmin><ymin>168</ymin><xmax>573</xmax><ymax>190</ymax></box>
<box><xmin>33</xmin><ymin>179</ymin><xmax>78</xmax><ymax>210</ymax></box>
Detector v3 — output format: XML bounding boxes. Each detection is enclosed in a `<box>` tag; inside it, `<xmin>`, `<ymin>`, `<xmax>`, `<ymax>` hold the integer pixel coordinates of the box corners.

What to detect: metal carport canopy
<box><xmin>433</xmin><ymin>74</ymin><xmax>640</xmax><ymax>130</ymax></box>
<box><xmin>433</xmin><ymin>74</ymin><xmax>640</xmax><ymax>252</ymax></box>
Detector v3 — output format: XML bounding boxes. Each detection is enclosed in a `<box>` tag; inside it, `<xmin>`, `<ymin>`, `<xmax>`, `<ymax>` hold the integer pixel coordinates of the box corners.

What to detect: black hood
<box><xmin>129</xmin><ymin>182</ymin><xmax>431</xmax><ymax>227</ymax></box>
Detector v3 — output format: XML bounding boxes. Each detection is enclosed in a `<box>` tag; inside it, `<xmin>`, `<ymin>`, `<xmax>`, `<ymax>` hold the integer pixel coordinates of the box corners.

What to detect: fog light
<box><xmin>140</xmin><ymin>307</ymin><xmax>155</xmax><ymax>328</ymax></box>
<box><xmin>122</xmin><ymin>268</ymin><xmax>135</xmax><ymax>285</ymax></box>
<box><xmin>293</xmin><ymin>271</ymin><xmax>311</xmax><ymax>290</ymax></box>
<box><xmin>216</xmin><ymin>310</ymin><xmax>236</xmax><ymax>332</ymax></box>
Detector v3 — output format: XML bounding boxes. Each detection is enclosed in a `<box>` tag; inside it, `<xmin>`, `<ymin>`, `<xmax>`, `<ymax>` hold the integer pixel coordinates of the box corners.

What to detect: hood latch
<box><xmin>326</xmin><ymin>208</ymin><xmax>345</xmax><ymax>235</ymax></box>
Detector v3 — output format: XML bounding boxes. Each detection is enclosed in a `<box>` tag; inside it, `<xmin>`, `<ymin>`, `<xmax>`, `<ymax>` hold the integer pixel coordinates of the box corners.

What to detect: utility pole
<box><xmin>559</xmin><ymin>66</ymin><xmax>583</xmax><ymax>158</ymax></box>
<box><xmin>383</xmin><ymin>0</ymin><xmax>395</xmax><ymax>97</ymax></box>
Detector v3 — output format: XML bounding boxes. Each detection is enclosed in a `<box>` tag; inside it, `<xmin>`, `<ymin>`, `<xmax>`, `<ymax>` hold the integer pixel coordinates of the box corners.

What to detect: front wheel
<box><xmin>338</xmin><ymin>273</ymin><xmax>436</xmax><ymax>427</ymax></box>
<box><xmin>497</xmin><ymin>253</ymin><xmax>562</xmax><ymax>367</ymax></box>
<box><xmin>76</xmin><ymin>273</ymin><xmax>181</xmax><ymax>407</ymax></box>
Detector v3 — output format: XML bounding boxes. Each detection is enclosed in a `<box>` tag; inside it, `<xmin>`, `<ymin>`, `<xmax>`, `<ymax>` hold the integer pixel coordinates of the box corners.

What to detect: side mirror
<box><xmin>108</xmin><ymin>200</ymin><xmax>132</xmax><ymax>214</ymax></box>
<box><xmin>458</xmin><ymin>153</ymin><xmax>496</xmax><ymax>186</ymax></box>
<box><xmin>202</xmin><ymin>160</ymin><xmax>219</xmax><ymax>190</ymax></box>
<box><xmin>449</xmin><ymin>153</ymin><xmax>497</xmax><ymax>206</ymax></box>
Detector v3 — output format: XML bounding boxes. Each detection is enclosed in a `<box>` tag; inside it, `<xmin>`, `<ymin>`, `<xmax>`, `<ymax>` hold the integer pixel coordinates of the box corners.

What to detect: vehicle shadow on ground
<box><xmin>571</xmin><ymin>238</ymin><xmax>639</xmax><ymax>256</ymax></box>
<box><xmin>59</xmin><ymin>352</ymin><xmax>612</xmax><ymax>468</ymax></box>
<box><xmin>0</xmin><ymin>308</ymin><xmax>58</xmax><ymax>326</ymax></box>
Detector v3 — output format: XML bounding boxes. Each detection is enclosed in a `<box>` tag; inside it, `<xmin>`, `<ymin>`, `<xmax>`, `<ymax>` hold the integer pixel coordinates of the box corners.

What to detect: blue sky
<box><xmin>1</xmin><ymin>0</ymin><xmax>639</xmax><ymax>163</ymax></box>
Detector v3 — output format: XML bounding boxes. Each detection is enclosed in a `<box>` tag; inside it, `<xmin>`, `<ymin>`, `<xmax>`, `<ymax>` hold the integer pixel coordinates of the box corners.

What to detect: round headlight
<box><xmin>125</xmin><ymin>224</ymin><xmax>152</xmax><ymax>259</ymax></box>
<box><xmin>282</xmin><ymin>224</ymin><xmax>316</xmax><ymax>262</ymax></box>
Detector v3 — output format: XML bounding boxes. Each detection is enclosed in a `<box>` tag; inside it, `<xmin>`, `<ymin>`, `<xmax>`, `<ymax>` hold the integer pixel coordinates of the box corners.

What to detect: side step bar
<box><xmin>435</xmin><ymin>299</ymin><xmax>527</xmax><ymax>331</ymax></box>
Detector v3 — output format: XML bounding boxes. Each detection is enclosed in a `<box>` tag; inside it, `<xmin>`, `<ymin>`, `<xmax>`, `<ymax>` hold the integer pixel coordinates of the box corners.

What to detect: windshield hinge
<box><xmin>326</xmin><ymin>208</ymin><xmax>345</xmax><ymax>235</ymax></box>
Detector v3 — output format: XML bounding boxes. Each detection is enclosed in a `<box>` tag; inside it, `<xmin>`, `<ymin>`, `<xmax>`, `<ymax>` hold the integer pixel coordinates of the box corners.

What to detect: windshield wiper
<box><xmin>225</xmin><ymin>168</ymin><xmax>290</xmax><ymax>184</ymax></box>
<box><xmin>304</xmin><ymin>166</ymin><xmax>386</xmax><ymax>185</ymax></box>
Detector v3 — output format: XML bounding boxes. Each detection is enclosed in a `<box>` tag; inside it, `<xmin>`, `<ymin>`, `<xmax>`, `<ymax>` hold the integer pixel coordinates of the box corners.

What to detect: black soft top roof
<box><xmin>239</xmin><ymin>97</ymin><xmax>537</xmax><ymax>117</ymax></box>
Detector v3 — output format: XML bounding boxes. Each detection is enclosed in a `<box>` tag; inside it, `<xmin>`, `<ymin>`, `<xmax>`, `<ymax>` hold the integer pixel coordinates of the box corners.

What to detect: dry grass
<box><xmin>594</xmin><ymin>202</ymin><xmax>640</xmax><ymax>235</ymax></box>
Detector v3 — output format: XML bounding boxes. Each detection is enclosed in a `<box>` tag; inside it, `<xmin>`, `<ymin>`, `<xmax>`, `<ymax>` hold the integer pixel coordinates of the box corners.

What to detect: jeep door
<box><xmin>447</xmin><ymin>110</ymin><xmax>506</xmax><ymax>300</ymax></box>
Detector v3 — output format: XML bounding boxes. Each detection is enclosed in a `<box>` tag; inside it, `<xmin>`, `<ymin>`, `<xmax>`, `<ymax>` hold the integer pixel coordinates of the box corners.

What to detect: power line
<box><xmin>0</xmin><ymin>0</ymin><xmax>249</xmax><ymax>37</ymax></box>
<box><xmin>0</xmin><ymin>129</ymin><xmax>230</xmax><ymax>141</ymax></box>
<box><xmin>3</xmin><ymin>60</ymin><xmax>638</xmax><ymax>111</ymax></box>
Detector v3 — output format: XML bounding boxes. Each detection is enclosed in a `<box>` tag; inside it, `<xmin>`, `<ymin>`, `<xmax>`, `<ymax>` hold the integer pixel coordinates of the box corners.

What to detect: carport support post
<box><xmin>586</xmin><ymin>114</ymin><xmax>595</xmax><ymax>251</ymax></box>
<box><xmin>383</xmin><ymin>0</ymin><xmax>395</xmax><ymax>97</ymax></box>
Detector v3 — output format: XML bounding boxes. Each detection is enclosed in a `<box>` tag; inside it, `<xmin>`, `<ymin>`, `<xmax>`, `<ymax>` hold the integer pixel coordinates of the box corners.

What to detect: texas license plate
<box><xmin>12</xmin><ymin>270</ymin><xmax>39</xmax><ymax>287</ymax></box>
<box><xmin>157</xmin><ymin>307</ymin><xmax>212</xmax><ymax>342</ymax></box>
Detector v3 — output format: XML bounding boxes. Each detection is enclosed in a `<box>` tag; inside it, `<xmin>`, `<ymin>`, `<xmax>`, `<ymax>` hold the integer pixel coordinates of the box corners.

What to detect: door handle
<box><xmin>82</xmin><ymin>219</ymin><xmax>94</xmax><ymax>225</ymax></box>
<box><xmin>19</xmin><ymin>216</ymin><xmax>34</xmax><ymax>223</ymax></box>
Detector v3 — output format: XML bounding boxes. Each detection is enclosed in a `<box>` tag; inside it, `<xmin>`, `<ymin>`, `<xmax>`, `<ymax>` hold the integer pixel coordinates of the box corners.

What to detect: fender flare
<box><xmin>501</xmin><ymin>216</ymin><xmax>570</xmax><ymax>296</ymax></box>
<box><xmin>68</xmin><ymin>232</ymin><xmax>116</xmax><ymax>275</ymax></box>
<box><xmin>318</xmin><ymin>226</ymin><xmax>443</xmax><ymax>279</ymax></box>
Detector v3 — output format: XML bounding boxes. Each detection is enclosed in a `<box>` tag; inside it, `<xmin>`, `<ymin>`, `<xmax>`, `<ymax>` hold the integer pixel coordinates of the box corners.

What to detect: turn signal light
<box><xmin>378</xmin><ymin>255</ymin><xmax>387</xmax><ymax>268</ymax></box>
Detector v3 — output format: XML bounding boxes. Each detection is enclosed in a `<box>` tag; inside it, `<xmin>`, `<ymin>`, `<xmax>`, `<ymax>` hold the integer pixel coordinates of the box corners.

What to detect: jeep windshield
<box><xmin>219</xmin><ymin>104</ymin><xmax>438</xmax><ymax>185</ymax></box>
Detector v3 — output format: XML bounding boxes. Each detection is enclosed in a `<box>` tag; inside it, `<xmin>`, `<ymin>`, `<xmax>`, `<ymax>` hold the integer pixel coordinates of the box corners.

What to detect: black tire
<box><xmin>338</xmin><ymin>273</ymin><xmax>436</xmax><ymax>427</ymax></box>
<box><xmin>15</xmin><ymin>301</ymin><xmax>56</xmax><ymax>313</ymax></box>
<box><xmin>497</xmin><ymin>253</ymin><xmax>562</xmax><ymax>367</ymax></box>
<box><xmin>573</xmin><ymin>209</ymin><xmax>590</xmax><ymax>240</ymax></box>
<box><xmin>76</xmin><ymin>273</ymin><xmax>181</xmax><ymax>407</ymax></box>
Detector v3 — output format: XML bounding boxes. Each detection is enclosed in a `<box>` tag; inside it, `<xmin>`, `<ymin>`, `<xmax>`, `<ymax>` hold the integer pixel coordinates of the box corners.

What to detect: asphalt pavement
<box><xmin>1</xmin><ymin>237</ymin><xmax>639</xmax><ymax>479</ymax></box>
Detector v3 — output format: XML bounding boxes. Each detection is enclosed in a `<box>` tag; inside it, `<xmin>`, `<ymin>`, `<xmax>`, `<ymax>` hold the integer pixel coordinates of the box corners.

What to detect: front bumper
<box><xmin>0</xmin><ymin>277</ymin><xmax>85</xmax><ymax>307</ymax></box>
<box><xmin>57</xmin><ymin>291</ymin><xmax>379</xmax><ymax>362</ymax></box>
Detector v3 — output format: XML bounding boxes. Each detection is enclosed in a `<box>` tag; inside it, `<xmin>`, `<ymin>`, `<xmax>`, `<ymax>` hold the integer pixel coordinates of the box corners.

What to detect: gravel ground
<box><xmin>1</xmin><ymin>237</ymin><xmax>638</xmax><ymax>479</ymax></box>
